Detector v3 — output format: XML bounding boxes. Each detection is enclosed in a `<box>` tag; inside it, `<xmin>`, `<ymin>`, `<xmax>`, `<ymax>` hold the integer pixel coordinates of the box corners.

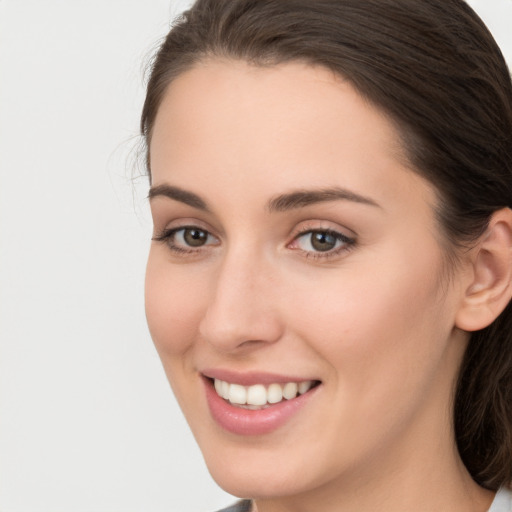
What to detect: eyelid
<box><xmin>152</xmin><ymin>215</ymin><xmax>219</xmax><ymax>240</ymax></box>
<box><xmin>152</xmin><ymin>214</ymin><xmax>217</xmax><ymax>233</ymax></box>
<box><xmin>153</xmin><ymin>225</ymin><xmax>218</xmax><ymax>243</ymax></box>
<box><xmin>152</xmin><ymin>218</ymin><xmax>356</xmax><ymax>260</ymax></box>
<box><xmin>289</xmin><ymin>220</ymin><xmax>356</xmax><ymax>241</ymax></box>
<box><xmin>287</xmin><ymin>222</ymin><xmax>357</xmax><ymax>259</ymax></box>
<box><xmin>152</xmin><ymin>224</ymin><xmax>220</xmax><ymax>255</ymax></box>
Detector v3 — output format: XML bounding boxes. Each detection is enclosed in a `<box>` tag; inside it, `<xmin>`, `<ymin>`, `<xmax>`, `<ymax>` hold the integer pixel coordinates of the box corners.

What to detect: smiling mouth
<box><xmin>209</xmin><ymin>377</ymin><xmax>321</xmax><ymax>410</ymax></box>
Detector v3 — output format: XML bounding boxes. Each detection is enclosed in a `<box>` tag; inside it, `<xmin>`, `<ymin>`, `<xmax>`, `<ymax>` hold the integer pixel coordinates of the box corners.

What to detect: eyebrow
<box><xmin>267</xmin><ymin>187</ymin><xmax>380</xmax><ymax>212</ymax></box>
<box><xmin>148</xmin><ymin>184</ymin><xmax>211</xmax><ymax>212</ymax></box>
<box><xmin>148</xmin><ymin>184</ymin><xmax>380</xmax><ymax>212</ymax></box>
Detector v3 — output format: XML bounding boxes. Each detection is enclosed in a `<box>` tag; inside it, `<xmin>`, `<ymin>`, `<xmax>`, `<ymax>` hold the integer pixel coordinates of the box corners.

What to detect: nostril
<box><xmin>239</xmin><ymin>339</ymin><xmax>267</xmax><ymax>348</ymax></box>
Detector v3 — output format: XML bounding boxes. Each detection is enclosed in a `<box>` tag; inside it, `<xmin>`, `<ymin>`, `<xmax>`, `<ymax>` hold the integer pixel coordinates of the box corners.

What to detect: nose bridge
<box><xmin>199</xmin><ymin>243</ymin><xmax>282</xmax><ymax>351</ymax></box>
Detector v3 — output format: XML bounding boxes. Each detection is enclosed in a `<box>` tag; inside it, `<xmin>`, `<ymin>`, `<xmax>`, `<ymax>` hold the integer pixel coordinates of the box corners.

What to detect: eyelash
<box><xmin>153</xmin><ymin>225</ymin><xmax>356</xmax><ymax>260</ymax></box>
<box><xmin>290</xmin><ymin>227</ymin><xmax>356</xmax><ymax>260</ymax></box>
<box><xmin>152</xmin><ymin>226</ymin><xmax>218</xmax><ymax>255</ymax></box>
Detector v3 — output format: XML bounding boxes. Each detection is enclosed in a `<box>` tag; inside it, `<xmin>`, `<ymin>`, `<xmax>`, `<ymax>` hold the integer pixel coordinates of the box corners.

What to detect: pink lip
<box><xmin>202</xmin><ymin>376</ymin><xmax>320</xmax><ymax>436</ymax></box>
<box><xmin>202</xmin><ymin>368</ymin><xmax>318</xmax><ymax>386</ymax></box>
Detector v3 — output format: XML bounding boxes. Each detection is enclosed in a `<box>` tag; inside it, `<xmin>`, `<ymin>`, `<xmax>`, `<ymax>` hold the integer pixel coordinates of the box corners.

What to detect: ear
<box><xmin>455</xmin><ymin>208</ymin><xmax>512</xmax><ymax>332</ymax></box>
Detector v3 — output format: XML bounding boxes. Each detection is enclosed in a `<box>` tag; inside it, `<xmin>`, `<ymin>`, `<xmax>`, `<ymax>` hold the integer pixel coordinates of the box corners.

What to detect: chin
<box><xmin>208</xmin><ymin>466</ymin><xmax>300</xmax><ymax>500</ymax></box>
<box><xmin>200</xmin><ymin>441</ymin><xmax>327</xmax><ymax>500</ymax></box>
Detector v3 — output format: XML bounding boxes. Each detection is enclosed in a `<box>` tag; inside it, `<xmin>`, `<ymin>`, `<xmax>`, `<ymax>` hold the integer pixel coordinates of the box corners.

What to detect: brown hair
<box><xmin>141</xmin><ymin>0</ymin><xmax>512</xmax><ymax>490</ymax></box>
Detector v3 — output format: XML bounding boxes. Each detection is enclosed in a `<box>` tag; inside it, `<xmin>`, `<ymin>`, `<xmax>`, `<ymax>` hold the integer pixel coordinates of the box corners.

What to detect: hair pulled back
<box><xmin>141</xmin><ymin>0</ymin><xmax>512</xmax><ymax>490</ymax></box>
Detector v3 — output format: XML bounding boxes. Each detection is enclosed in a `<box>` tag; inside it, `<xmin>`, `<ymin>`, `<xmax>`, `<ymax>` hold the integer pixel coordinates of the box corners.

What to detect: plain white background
<box><xmin>1</xmin><ymin>1</ymin><xmax>511</xmax><ymax>511</ymax></box>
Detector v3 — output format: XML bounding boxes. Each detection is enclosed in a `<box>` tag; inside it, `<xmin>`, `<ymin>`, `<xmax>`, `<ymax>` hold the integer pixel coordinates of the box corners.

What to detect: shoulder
<box><xmin>489</xmin><ymin>488</ymin><xmax>512</xmax><ymax>512</ymax></box>
<box><xmin>214</xmin><ymin>500</ymin><xmax>252</xmax><ymax>512</ymax></box>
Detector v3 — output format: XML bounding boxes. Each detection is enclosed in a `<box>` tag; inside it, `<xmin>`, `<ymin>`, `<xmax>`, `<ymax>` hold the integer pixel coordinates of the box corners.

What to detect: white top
<box><xmin>489</xmin><ymin>488</ymin><xmax>512</xmax><ymax>512</ymax></box>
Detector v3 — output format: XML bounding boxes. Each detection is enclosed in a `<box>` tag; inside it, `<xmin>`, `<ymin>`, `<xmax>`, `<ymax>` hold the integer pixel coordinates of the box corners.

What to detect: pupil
<box><xmin>184</xmin><ymin>229</ymin><xmax>207</xmax><ymax>247</ymax></box>
<box><xmin>311</xmin><ymin>231</ymin><xmax>336</xmax><ymax>252</ymax></box>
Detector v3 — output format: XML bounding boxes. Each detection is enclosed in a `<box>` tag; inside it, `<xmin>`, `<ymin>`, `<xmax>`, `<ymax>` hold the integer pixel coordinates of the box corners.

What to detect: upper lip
<box><xmin>201</xmin><ymin>368</ymin><xmax>321</xmax><ymax>386</ymax></box>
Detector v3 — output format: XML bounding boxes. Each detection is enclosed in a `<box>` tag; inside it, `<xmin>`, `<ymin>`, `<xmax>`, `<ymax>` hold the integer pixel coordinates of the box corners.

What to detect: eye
<box><xmin>290</xmin><ymin>229</ymin><xmax>355</xmax><ymax>257</ymax></box>
<box><xmin>177</xmin><ymin>227</ymin><xmax>210</xmax><ymax>247</ymax></box>
<box><xmin>153</xmin><ymin>226</ymin><xmax>219</xmax><ymax>253</ymax></box>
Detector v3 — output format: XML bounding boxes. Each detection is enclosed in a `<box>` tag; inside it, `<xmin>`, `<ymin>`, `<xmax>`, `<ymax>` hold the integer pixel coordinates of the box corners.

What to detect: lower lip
<box><xmin>203</xmin><ymin>378</ymin><xmax>320</xmax><ymax>436</ymax></box>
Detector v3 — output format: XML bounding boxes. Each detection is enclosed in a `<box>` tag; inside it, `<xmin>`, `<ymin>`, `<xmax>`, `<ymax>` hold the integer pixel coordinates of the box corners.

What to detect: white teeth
<box><xmin>282</xmin><ymin>382</ymin><xmax>298</xmax><ymax>400</ymax></box>
<box><xmin>229</xmin><ymin>384</ymin><xmax>247</xmax><ymax>405</ymax></box>
<box><xmin>267</xmin><ymin>383</ymin><xmax>283</xmax><ymax>404</ymax></box>
<box><xmin>221</xmin><ymin>380</ymin><xmax>230</xmax><ymax>400</ymax></box>
<box><xmin>247</xmin><ymin>384</ymin><xmax>267</xmax><ymax>406</ymax></box>
<box><xmin>213</xmin><ymin>378</ymin><xmax>316</xmax><ymax>407</ymax></box>
<box><xmin>298</xmin><ymin>381</ymin><xmax>312</xmax><ymax>394</ymax></box>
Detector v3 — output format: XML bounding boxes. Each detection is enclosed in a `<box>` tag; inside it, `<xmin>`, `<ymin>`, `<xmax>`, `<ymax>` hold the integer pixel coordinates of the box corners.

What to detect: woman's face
<box><xmin>146</xmin><ymin>60</ymin><xmax>469</xmax><ymax>499</ymax></box>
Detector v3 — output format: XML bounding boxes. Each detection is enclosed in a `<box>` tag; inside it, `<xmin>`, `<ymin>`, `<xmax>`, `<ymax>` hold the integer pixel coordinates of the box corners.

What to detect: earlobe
<box><xmin>455</xmin><ymin>208</ymin><xmax>512</xmax><ymax>332</ymax></box>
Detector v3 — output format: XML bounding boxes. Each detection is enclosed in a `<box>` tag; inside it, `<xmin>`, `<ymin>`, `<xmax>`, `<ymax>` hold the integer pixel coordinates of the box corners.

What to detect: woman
<box><xmin>141</xmin><ymin>0</ymin><xmax>512</xmax><ymax>510</ymax></box>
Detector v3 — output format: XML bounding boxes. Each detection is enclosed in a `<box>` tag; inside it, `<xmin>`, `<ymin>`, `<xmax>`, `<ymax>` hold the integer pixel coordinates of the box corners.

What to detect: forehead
<box><xmin>149</xmin><ymin>59</ymin><xmax>435</xmax><ymax>216</ymax></box>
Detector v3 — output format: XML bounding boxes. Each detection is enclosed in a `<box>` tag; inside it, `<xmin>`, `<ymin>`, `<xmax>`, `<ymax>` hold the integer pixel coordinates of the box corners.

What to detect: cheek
<box><xmin>145</xmin><ymin>250</ymin><xmax>206</xmax><ymax>357</ymax></box>
<box><xmin>285</xmin><ymin>245</ymin><xmax>452</xmax><ymax>395</ymax></box>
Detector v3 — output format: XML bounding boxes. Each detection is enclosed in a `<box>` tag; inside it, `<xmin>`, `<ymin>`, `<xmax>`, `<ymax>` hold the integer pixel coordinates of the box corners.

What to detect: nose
<box><xmin>198</xmin><ymin>250</ymin><xmax>284</xmax><ymax>353</ymax></box>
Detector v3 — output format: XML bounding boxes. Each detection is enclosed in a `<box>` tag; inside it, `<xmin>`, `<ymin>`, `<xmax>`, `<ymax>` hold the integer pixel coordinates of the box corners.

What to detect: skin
<box><xmin>145</xmin><ymin>60</ymin><xmax>496</xmax><ymax>512</ymax></box>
